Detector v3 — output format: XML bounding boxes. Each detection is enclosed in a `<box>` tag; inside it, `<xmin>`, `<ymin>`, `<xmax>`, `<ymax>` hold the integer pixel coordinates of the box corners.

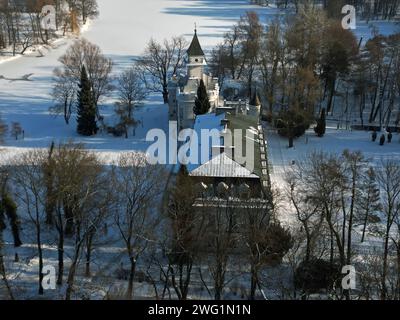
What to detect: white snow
<box><xmin>0</xmin><ymin>0</ymin><xmax>399</xmax><ymax>299</ymax></box>
<box><xmin>1</xmin><ymin>0</ymin><xmax>396</xmax><ymax>162</ymax></box>
<box><xmin>265</xmin><ymin>122</ymin><xmax>400</xmax><ymax>226</ymax></box>
<box><xmin>0</xmin><ymin>0</ymin><xmax>271</xmax><ymax>163</ymax></box>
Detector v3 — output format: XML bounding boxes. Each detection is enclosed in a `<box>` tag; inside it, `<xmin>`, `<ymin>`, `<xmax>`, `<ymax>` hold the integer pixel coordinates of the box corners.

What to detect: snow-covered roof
<box><xmin>187</xmin><ymin>112</ymin><xmax>262</xmax><ymax>179</ymax></box>
<box><xmin>189</xmin><ymin>153</ymin><xmax>259</xmax><ymax>178</ymax></box>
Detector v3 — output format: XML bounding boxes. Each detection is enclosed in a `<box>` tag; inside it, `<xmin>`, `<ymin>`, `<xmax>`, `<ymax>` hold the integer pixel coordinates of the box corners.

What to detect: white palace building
<box><xmin>168</xmin><ymin>29</ymin><xmax>220</xmax><ymax>130</ymax></box>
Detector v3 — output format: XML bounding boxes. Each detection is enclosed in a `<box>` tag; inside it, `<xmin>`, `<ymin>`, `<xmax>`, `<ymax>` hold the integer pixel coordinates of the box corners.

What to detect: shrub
<box><xmin>295</xmin><ymin>259</ymin><xmax>341</xmax><ymax>294</ymax></box>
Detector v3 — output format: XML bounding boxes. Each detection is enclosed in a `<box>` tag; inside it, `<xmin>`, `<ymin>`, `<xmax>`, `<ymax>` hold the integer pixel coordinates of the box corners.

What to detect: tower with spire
<box><xmin>168</xmin><ymin>28</ymin><xmax>220</xmax><ymax>130</ymax></box>
<box><xmin>186</xmin><ymin>28</ymin><xmax>206</xmax><ymax>79</ymax></box>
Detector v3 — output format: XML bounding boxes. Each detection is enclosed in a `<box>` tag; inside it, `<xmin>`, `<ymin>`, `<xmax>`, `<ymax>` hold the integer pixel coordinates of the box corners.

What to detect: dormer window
<box><xmin>195</xmin><ymin>58</ymin><xmax>199</xmax><ymax>62</ymax></box>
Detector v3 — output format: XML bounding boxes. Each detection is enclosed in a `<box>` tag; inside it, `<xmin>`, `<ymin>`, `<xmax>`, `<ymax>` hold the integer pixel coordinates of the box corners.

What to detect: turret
<box><xmin>248</xmin><ymin>90</ymin><xmax>261</xmax><ymax>117</ymax></box>
<box><xmin>187</xmin><ymin>29</ymin><xmax>206</xmax><ymax>79</ymax></box>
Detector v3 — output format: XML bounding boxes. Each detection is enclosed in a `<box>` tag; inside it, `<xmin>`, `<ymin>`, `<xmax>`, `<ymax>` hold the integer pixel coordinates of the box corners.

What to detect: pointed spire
<box><xmin>187</xmin><ymin>27</ymin><xmax>205</xmax><ymax>57</ymax></box>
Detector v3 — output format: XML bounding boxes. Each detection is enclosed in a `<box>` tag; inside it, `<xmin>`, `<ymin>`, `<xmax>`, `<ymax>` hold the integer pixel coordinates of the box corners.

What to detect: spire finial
<box><xmin>194</xmin><ymin>22</ymin><xmax>197</xmax><ymax>34</ymax></box>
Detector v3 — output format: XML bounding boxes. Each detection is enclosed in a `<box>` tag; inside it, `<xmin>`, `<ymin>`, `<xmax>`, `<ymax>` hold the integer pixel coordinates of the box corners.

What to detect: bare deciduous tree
<box><xmin>114</xmin><ymin>67</ymin><xmax>146</xmax><ymax>138</ymax></box>
<box><xmin>117</xmin><ymin>66</ymin><xmax>146</xmax><ymax>120</ymax></box>
<box><xmin>50</xmin><ymin>68</ymin><xmax>76</xmax><ymax>125</ymax></box>
<box><xmin>376</xmin><ymin>160</ymin><xmax>400</xmax><ymax>300</ymax></box>
<box><xmin>137</xmin><ymin>36</ymin><xmax>187</xmax><ymax>103</ymax></box>
<box><xmin>64</xmin><ymin>148</ymin><xmax>109</xmax><ymax>300</ymax></box>
<box><xmin>57</xmin><ymin>38</ymin><xmax>113</xmax><ymax>116</ymax></box>
<box><xmin>112</xmin><ymin>152</ymin><xmax>166</xmax><ymax>299</ymax></box>
<box><xmin>13</xmin><ymin>149</ymin><xmax>47</xmax><ymax>295</ymax></box>
<box><xmin>164</xmin><ymin>166</ymin><xmax>205</xmax><ymax>300</ymax></box>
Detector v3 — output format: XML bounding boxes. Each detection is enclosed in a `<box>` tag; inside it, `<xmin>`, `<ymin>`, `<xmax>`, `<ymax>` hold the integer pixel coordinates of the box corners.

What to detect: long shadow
<box><xmin>0</xmin><ymin>52</ymin><xmax>172</xmax><ymax>153</ymax></box>
<box><xmin>163</xmin><ymin>0</ymin><xmax>284</xmax><ymax>22</ymax></box>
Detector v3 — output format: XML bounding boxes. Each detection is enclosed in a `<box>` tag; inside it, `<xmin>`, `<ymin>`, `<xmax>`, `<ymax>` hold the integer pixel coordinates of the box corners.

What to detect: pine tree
<box><xmin>0</xmin><ymin>193</ymin><xmax>22</xmax><ymax>247</ymax></box>
<box><xmin>193</xmin><ymin>80</ymin><xmax>211</xmax><ymax>116</ymax></box>
<box><xmin>356</xmin><ymin>167</ymin><xmax>381</xmax><ymax>243</ymax></box>
<box><xmin>314</xmin><ymin>108</ymin><xmax>326</xmax><ymax>137</ymax></box>
<box><xmin>76</xmin><ymin>66</ymin><xmax>98</xmax><ymax>136</ymax></box>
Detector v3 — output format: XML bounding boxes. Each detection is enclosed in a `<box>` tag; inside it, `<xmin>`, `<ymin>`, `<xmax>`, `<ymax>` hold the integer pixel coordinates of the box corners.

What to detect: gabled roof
<box><xmin>187</xmin><ymin>112</ymin><xmax>262</xmax><ymax>179</ymax></box>
<box><xmin>189</xmin><ymin>153</ymin><xmax>259</xmax><ymax>178</ymax></box>
<box><xmin>187</xmin><ymin>29</ymin><xmax>205</xmax><ymax>57</ymax></box>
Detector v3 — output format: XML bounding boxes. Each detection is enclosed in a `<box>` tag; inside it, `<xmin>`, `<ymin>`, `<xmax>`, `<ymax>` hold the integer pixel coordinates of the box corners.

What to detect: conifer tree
<box><xmin>0</xmin><ymin>193</ymin><xmax>22</xmax><ymax>247</ymax></box>
<box><xmin>193</xmin><ymin>80</ymin><xmax>211</xmax><ymax>116</ymax></box>
<box><xmin>76</xmin><ymin>66</ymin><xmax>98</xmax><ymax>136</ymax></box>
<box><xmin>314</xmin><ymin>108</ymin><xmax>326</xmax><ymax>137</ymax></box>
<box><xmin>357</xmin><ymin>167</ymin><xmax>381</xmax><ymax>243</ymax></box>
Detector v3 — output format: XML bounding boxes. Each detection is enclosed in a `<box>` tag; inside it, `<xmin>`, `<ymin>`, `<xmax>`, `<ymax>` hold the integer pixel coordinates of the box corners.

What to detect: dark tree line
<box><xmin>210</xmin><ymin>8</ymin><xmax>400</xmax><ymax>148</ymax></box>
<box><xmin>285</xmin><ymin>151</ymin><xmax>400</xmax><ymax>300</ymax></box>
<box><xmin>251</xmin><ymin>0</ymin><xmax>400</xmax><ymax>21</ymax></box>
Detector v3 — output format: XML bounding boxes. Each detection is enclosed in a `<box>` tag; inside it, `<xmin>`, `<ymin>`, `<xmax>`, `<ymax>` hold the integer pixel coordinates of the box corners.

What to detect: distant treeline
<box><xmin>250</xmin><ymin>0</ymin><xmax>400</xmax><ymax>21</ymax></box>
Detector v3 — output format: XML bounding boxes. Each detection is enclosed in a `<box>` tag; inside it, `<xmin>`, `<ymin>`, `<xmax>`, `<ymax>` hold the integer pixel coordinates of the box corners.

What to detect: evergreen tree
<box><xmin>193</xmin><ymin>80</ymin><xmax>211</xmax><ymax>116</ymax></box>
<box><xmin>314</xmin><ymin>108</ymin><xmax>326</xmax><ymax>137</ymax></box>
<box><xmin>76</xmin><ymin>66</ymin><xmax>98</xmax><ymax>136</ymax></box>
<box><xmin>0</xmin><ymin>193</ymin><xmax>22</xmax><ymax>247</ymax></box>
<box><xmin>356</xmin><ymin>167</ymin><xmax>381</xmax><ymax>243</ymax></box>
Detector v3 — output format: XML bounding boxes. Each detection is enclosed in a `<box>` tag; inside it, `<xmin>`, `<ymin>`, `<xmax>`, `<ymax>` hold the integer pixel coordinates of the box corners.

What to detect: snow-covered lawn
<box><xmin>1</xmin><ymin>0</ymin><xmax>397</xmax><ymax>161</ymax></box>
<box><xmin>265</xmin><ymin>123</ymin><xmax>400</xmax><ymax>225</ymax></box>
<box><xmin>0</xmin><ymin>0</ymin><xmax>271</xmax><ymax>162</ymax></box>
<box><xmin>0</xmin><ymin>0</ymin><xmax>277</xmax><ymax>300</ymax></box>
<box><xmin>0</xmin><ymin>0</ymin><xmax>399</xmax><ymax>299</ymax></box>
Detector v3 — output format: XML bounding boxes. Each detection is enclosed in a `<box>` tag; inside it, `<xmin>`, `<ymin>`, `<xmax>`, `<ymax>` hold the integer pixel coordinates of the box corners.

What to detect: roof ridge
<box><xmin>189</xmin><ymin>153</ymin><xmax>258</xmax><ymax>178</ymax></box>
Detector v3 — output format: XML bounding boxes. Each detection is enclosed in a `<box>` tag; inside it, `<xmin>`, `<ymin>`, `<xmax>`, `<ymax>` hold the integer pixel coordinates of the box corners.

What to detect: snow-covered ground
<box><xmin>0</xmin><ymin>0</ymin><xmax>276</xmax><ymax>300</ymax></box>
<box><xmin>0</xmin><ymin>0</ymin><xmax>272</xmax><ymax>162</ymax></box>
<box><xmin>265</xmin><ymin>122</ymin><xmax>400</xmax><ymax>225</ymax></box>
<box><xmin>0</xmin><ymin>0</ymin><xmax>399</xmax><ymax>299</ymax></box>
<box><xmin>0</xmin><ymin>0</ymin><xmax>398</xmax><ymax>162</ymax></box>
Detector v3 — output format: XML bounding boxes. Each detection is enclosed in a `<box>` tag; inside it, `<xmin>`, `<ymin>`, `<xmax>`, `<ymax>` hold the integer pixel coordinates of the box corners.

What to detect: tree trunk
<box><xmin>250</xmin><ymin>263</ymin><xmax>258</xmax><ymax>300</ymax></box>
<box><xmin>162</xmin><ymin>87</ymin><xmax>169</xmax><ymax>104</ymax></box>
<box><xmin>381</xmin><ymin>222</ymin><xmax>391</xmax><ymax>300</ymax></box>
<box><xmin>127</xmin><ymin>256</ymin><xmax>136</xmax><ymax>299</ymax></box>
<box><xmin>85</xmin><ymin>233</ymin><xmax>94</xmax><ymax>277</ymax></box>
<box><xmin>57</xmin><ymin>227</ymin><xmax>64</xmax><ymax>285</ymax></box>
<box><xmin>361</xmin><ymin>207</ymin><xmax>370</xmax><ymax>243</ymax></box>
<box><xmin>326</xmin><ymin>78</ymin><xmax>336</xmax><ymax>114</ymax></box>
<box><xmin>37</xmin><ymin>224</ymin><xmax>44</xmax><ymax>295</ymax></box>
<box><xmin>65</xmin><ymin>249</ymin><xmax>80</xmax><ymax>300</ymax></box>
<box><xmin>288</xmin><ymin>135</ymin><xmax>294</xmax><ymax>148</ymax></box>
<box><xmin>0</xmin><ymin>233</ymin><xmax>14</xmax><ymax>300</ymax></box>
